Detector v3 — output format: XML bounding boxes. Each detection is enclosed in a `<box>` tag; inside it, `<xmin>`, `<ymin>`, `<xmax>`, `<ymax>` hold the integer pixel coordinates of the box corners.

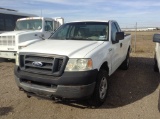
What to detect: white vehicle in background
<box><xmin>0</xmin><ymin>17</ymin><xmax>64</xmax><ymax>60</ymax></box>
<box><xmin>153</xmin><ymin>34</ymin><xmax>160</xmax><ymax>72</ymax></box>
<box><xmin>0</xmin><ymin>7</ymin><xmax>37</xmax><ymax>34</ymax></box>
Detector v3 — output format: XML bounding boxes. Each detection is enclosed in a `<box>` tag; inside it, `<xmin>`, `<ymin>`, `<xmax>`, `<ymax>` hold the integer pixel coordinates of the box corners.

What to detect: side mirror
<box><xmin>116</xmin><ymin>32</ymin><xmax>124</xmax><ymax>41</ymax></box>
<box><xmin>153</xmin><ymin>34</ymin><xmax>160</xmax><ymax>43</ymax></box>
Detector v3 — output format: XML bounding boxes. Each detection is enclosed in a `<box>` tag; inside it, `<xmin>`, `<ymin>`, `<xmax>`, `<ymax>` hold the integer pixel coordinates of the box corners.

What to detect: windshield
<box><xmin>15</xmin><ymin>19</ymin><xmax>42</xmax><ymax>30</ymax></box>
<box><xmin>49</xmin><ymin>22</ymin><xmax>109</xmax><ymax>41</ymax></box>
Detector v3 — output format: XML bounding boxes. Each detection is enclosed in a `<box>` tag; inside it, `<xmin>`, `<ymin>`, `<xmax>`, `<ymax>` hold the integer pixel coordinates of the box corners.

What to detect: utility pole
<box><xmin>134</xmin><ymin>22</ymin><xmax>137</xmax><ymax>52</ymax></box>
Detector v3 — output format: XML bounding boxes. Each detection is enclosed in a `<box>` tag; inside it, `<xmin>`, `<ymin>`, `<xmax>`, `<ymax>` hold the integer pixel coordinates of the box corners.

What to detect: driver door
<box><xmin>111</xmin><ymin>22</ymin><xmax>122</xmax><ymax>73</ymax></box>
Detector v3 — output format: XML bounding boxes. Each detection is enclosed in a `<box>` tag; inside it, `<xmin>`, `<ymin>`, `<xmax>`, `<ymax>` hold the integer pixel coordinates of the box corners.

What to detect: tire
<box><xmin>0</xmin><ymin>58</ymin><xmax>6</xmax><ymax>62</ymax></box>
<box><xmin>154</xmin><ymin>56</ymin><xmax>159</xmax><ymax>72</ymax></box>
<box><xmin>120</xmin><ymin>50</ymin><xmax>130</xmax><ymax>70</ymax></box>
<box><xmin>88</xmin><ymin>69</ymin><xmax>108</xmax><ymax>107</ymax></box>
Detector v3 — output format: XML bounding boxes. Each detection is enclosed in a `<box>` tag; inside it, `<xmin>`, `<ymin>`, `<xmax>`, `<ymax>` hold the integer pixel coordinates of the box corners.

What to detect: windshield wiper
<box><xmin>65</xmin><ymin>37</ymin><xmax>93</xmax><ymax>40</ymax></box>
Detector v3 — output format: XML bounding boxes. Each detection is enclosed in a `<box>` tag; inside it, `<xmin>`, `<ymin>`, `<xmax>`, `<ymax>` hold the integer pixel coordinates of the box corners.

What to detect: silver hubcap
<box><xmin>99</xmin><ymin>77</ymin><xmax>107</xmax><ymax>100</ymax></box>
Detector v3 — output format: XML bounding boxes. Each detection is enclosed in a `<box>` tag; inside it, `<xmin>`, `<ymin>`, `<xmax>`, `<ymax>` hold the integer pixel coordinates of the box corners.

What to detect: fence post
<box><xmin>134</xmin><ymin>22</ymin><xmax>137</xmax><ymax>52</ymax></box>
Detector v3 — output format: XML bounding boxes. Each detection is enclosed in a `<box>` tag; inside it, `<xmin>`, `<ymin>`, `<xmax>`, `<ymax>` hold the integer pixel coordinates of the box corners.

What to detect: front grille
<box><xmin>19</xmin><ymin>53</ymin><xmax>68</xmax><ymax>76</ymax></box>
<box><xmin>0</xmin><ymin>36</ymin><xmax>15</xmax><ymax>46</ymax></box>
<box><xmin>21</xmin><ymin>79</ymin><xmax>57</xmax><ymax>88</ymax></box>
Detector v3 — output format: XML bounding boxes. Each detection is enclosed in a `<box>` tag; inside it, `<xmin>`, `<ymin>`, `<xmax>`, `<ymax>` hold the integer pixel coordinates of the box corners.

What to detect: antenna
<box><xmin>41</xmin><ymin>9</ymin><xmax>42</xmax><ymax>17</ymax></box>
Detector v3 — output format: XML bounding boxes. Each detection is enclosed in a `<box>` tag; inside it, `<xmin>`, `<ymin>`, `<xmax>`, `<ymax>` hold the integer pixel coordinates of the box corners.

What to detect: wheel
<box><xmin>88</xmin><ymin>69</ymin><xmax>108</xmax><ymax>107</ymax></box>
<box><xmin>120</xmin><ymin>50</ymin><xmax>130</xmax><ymax>70</ymax></box>
<box><xmin>154</xmin><ymin>56</ymin><xmax>159</xmax><ymax>72</ymax></box>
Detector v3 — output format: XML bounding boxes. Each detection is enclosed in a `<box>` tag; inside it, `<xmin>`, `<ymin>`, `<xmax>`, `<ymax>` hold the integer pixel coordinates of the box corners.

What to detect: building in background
<box><xmin>122</xmin><ymin>27</ymin><xmax>157</xmax><ymax>31</ymax></box>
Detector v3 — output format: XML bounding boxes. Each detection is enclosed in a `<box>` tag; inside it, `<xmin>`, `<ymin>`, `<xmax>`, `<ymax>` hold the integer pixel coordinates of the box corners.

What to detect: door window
<box><xmin>45</xmin><ymin>21</ymin><xmax>53</xmax><ymax>31</ymax></box>
<box><xmin>111</xmin><ymin>23</ymin><xmax>118</xmax><ymax>42</ymax></box>
<box><xmin>114</xmin><ymin>22</ymin><xmax>121</xmax><ymax>32</ymax></box>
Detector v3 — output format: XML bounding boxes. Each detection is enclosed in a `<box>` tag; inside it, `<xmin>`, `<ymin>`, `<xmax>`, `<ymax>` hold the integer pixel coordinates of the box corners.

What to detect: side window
<box><xmin>115</xmin><ymin>22</ymin><xmax>121</xmax><ymax>32</ymax></box>
<box><xmin>45</xmin><ymin>21</ymin><xmax>53</xmax><ymax>31</ymax></box>
<box><xmin>111</xmin><ymin>23</ymin><xmax>118</xmax><ymax>42</ymax></box>
<box><xmin>0</xmin><ymin>14</ymin><xmax>5</xmax><ymax>31</ymax></box>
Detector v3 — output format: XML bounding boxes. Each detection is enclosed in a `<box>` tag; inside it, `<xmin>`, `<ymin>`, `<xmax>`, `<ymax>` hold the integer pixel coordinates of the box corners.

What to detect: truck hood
<box><xmin>0</xmin><ymin>30</ymin><xmax>40</xmax><ymax>36</ymax></box>
<box><xmin>20</xmin><ymin>40</ymin><xmax>104</xmax><ymax>58</ymax></box>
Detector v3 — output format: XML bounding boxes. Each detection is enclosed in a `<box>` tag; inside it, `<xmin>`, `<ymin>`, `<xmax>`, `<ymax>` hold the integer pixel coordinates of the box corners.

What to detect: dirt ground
<box><xmin>0</xmin><ymin>31</ymin><xmax>160</xmax><ymax>119</ymax></box>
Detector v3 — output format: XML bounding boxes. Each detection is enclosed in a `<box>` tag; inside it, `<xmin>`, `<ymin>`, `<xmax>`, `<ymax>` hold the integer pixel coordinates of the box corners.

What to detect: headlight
<box><xmin>65</xmin><ymin>59</ymin><xmax>93</xmax><ymax>71</ymax></box>
<box><xmin>16</xmin><ymin>53</ymin><xmax>19</xmax><ymax>66</ymax></box>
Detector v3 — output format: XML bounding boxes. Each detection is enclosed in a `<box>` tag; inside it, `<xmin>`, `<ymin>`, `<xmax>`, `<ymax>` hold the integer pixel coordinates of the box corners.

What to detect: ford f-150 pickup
<box><xmin>14</xmin><ymin>20</ymin><xmax>131</xmax><ymax>106</ymax></box>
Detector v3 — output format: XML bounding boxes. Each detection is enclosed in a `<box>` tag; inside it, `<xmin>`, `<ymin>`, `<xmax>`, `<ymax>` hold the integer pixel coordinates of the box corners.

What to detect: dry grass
<box><xmin>125</xmin><ymin>30</ymin><xmax>160</xmax><ymax>57</ymax></box>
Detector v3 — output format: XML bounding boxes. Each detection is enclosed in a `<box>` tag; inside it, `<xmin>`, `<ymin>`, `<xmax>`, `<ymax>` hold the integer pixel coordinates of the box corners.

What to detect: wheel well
<box><xmin>100</xmin><ymin>62</ymin><xmax>109</xmax><ymax>72</ymax></box>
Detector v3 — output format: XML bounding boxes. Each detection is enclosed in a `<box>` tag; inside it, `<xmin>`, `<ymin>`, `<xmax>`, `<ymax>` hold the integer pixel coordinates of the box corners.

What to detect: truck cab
<box><xmin>0</xmin><ymin>17</ymin><xmax>64</xmax><ymax>59</ymax></box>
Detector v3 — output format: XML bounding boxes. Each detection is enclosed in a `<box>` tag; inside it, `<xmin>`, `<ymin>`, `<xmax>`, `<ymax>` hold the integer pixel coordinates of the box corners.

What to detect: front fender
<box><xmin>85</xmin><ymin>42</ymin><xmax>112</xmax><ymax>75</ymax></box>
<box><xmin>18</xmin><ymin>39</ymin><xmax>42</xmax><ymax>47</ymax></box>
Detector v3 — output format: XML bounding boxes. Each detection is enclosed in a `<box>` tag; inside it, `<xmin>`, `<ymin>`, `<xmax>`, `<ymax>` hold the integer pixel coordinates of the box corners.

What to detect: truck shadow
<box><xmin>101</xmin><ymin>57</ymin><xmax>160</xmax><ymax>108</ymax></box>
<box><xmin>0</xmin><ymin>59</ymin><xmax>15</xmax><ymax>63</ymax></box>
<box><xmin>158</xmin><ymin>90</ymin><xmax>160</xmax><ymax>112</ymax></box>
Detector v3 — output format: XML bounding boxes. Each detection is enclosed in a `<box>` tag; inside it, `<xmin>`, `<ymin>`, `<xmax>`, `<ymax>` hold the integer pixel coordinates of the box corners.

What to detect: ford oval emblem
<box><xmin>32</xmin><ymin>61</ymin><xmax>43</xmax><ymax>67</ymax></box>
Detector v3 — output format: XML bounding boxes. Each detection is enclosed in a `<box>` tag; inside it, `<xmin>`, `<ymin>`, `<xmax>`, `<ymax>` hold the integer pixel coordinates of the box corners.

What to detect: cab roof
<box><xmin>67</xmin><ymin>20</ymin><xmax>113</xmax><ymax>23</ymax></box>
<box><xmin>17</xmin><ymin>17</ymin><xmax>53</xmax><ymax>21</ymax></box>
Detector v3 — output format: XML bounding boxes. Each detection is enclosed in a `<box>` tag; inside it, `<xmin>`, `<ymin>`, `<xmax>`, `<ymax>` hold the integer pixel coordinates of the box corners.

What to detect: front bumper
<box><xmin>0</xmin><ymin>51</ymin><xmax>16</xmax><ymax>59</ymax></box>
<box><xmin>14</xmin><ymin>66</ymin><xmax>98</xmax><ymax>99</ymax></box>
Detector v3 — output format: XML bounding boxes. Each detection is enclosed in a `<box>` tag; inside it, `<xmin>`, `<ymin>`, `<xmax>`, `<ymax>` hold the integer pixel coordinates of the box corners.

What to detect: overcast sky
<box><xmin>1</xmin><ymin>0</ymin><xmax>160</xmax><ymax>28</ymax></box>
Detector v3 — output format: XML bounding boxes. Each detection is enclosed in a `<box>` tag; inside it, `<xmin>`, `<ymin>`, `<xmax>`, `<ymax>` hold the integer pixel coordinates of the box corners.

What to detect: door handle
<box><xmin>120</xmin><ymin>43</ymin><xmax>122</xmax><ymax>48</ymax></box>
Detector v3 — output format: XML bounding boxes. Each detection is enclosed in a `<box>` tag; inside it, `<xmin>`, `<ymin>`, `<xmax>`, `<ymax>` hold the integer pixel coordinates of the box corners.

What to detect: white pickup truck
<box><xmin>14</xmin><ymin>20</ymin><xmax>131</xmax><ymax>107</ymax></box>
<box><xmin>153</xmin><ymin>34</ymin><xmax>160</xmax><ymax>72</ymax></box>
<box><xmin>0</xmin><ymin>17</ymin><xmax>64</xmax><ymax>59</ymax></box>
